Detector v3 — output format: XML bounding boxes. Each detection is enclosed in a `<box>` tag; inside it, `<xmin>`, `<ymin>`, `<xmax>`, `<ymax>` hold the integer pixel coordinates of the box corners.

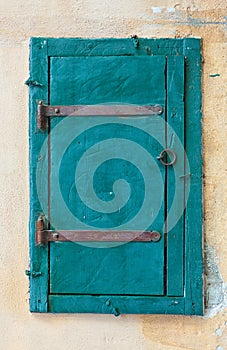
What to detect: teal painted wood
<box><xmin>47</xmin><ymin>38</ymin><xmax>188</xmax><ymax>57</ymax></box>
<box><xmin>29</xmin><ymin>37</ymin><xmax>203</xmax><ymax>314</ymax></box>
<box><xmin>166</xmin><ymin>56</ymin><xmax>185</xmax><ymax>296</ymax></box>
<box><xmin>49</xmin><ymin>55</ymin><xmax>166</xmax><ymax>295</ymax></box>
<box><xmin>34</xmin><ymin>37</ymin><xmax>198</xmax><ymax>58</ymax></box>
<box><xmin>50</xmin><ymin>241</ymin><xmax>164</xmax><ymax>295</ymax></box>
<box><xmin>29</xmin><ymin>38</ymin><xmax>49</xmax><ymax>312</ymax></box>
<box><xmin>183</xmin><ymin>39</ymin><xmax>203</xmax><ymax>315</ymax></box>
<box><xmin>48</xmin><ymin>295</ymin><xmax>185</xmax><ymax>314</ymax></box>
<box><xmin>50</xmin><ymin>56</ymin><xmax>165</xmax><ymax>105</ymax></box>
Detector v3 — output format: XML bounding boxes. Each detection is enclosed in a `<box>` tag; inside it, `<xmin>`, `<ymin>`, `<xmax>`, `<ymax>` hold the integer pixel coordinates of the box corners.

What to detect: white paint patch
<box><xmin>215</xmin><ymin>328</ymin><xmax>222</xmax><ymax>336</ymax></box>
<box><xmin>203</xmin><ymin>244</ymin><xmax>227</xmax><ymax>318</ymax></box>
<box><xmin>152</xmin><ymin>7</ymin><xmax>175</xmax><ymax>14</ymax></box>
<box><xmin>152</xmin><ymin>7</ymin><xmax>163</xmax><ymax>14</ymax></box>
<box><xmin>167</xmin><ymin>8</ymin><xmax>175</xmax><ymax>13</ymax></box>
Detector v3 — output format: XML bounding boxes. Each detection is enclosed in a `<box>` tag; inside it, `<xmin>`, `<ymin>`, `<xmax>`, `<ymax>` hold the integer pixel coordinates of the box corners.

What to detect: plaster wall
<box><xmin>0</xmin><ymin>0</ymin><xmax>226</xmax><ymax>349</ymax></box>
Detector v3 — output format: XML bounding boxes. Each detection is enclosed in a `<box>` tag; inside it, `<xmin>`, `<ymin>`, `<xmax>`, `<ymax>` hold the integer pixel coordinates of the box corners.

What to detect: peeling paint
<box><xmin>167</xmin><ymin>8</ymin><xmax>175</xmax><ymax>13</ymax></box>
<box><xmin>152</xmin><ymin>7</ymin><xmax>163</xmax><ymax>14</ymax></box>
<box><xmin>215</xmin><ymin>328</ymin><xmax>223</xmax><ymax>336</ymax></box>
<box><xmin>204</xmin><ymin>244</ymin><xmax>227</xmax><ymax>318</ymax></box>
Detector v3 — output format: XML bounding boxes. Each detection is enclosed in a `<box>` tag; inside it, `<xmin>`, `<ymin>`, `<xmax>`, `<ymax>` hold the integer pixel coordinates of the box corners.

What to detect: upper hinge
<box><xmin>36</xmin><ymin>101</ymin><xmax>163</xmax><ymax>131</ymax></box>
<box><xmin>37</xmin><ymin>101</ymin><xmax>47</xmax><ymax>130</ymax></box>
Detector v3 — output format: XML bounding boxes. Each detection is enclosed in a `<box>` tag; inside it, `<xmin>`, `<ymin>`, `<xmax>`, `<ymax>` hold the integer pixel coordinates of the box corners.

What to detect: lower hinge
<box><xmin>35</xmin><ymin>216</ymin><xmax>161</xmax><ymax>245</ymax></box>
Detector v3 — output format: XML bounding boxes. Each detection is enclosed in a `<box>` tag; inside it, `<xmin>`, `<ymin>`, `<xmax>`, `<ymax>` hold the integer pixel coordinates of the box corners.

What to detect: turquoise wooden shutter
<box><xmin>28</xmin><ymin>38</ymin><xmax>203</xmax><ymax>315</ymax></box>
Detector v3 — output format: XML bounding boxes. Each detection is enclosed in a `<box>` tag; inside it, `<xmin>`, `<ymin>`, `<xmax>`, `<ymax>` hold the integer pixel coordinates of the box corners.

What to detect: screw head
<box><xmin>157</xmin><ymin>106</ymin><xmax>163</xmax><ymax>114</ymax></box>
<box><xmin>55</xmin><ymin>108</ymin><xmax>60</xmax><ymax>114</ymax></box>
<box><xmin>52</xmin><ymin>232</ymin><xmax>59</xmax><ymax>239</ymax></box>
<box><xmin>151</xmin><ymin>231</ymin><xmax>161</xmax><ymax>242</ymax></box>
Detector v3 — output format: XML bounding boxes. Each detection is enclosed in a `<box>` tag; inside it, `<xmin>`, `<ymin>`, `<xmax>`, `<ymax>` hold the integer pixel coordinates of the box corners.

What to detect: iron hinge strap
<box><xmin>35</xmin><ymin>219</ymin><xmax>161</xmax><ymax>245</ymax></box>
<box><xmin>37</xmin><ymin>101</ymin><xmax>163</xmax><ymax>131</ymax></box>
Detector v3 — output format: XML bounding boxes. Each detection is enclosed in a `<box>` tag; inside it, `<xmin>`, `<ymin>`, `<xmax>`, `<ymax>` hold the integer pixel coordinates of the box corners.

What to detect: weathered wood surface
<box><xmin>29</xmin><ymin>38</ymin><xmax>203</xmax><ymax>314</ymax></box>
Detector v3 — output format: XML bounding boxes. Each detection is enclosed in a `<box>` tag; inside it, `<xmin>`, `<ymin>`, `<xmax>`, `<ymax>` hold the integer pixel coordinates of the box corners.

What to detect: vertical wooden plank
<box><xmin>29</xmin><ymin>37</ymin><xmax>49</xmax><ymax>312</ymax></box>
<box><xmin>167</xmin><ymin>56</ymin><xmax>185</xmax><ymax>296</ymax></box>
<box><xmin>183</xmin><ymin>38</ymin><xmax>203</xmax><ymax>315</ymax></box>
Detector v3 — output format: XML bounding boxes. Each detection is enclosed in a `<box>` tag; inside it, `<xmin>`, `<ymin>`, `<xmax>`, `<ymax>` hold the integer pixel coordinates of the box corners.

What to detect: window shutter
<box><xmin>28</xmin><ymin>38</ymin><xmax>203</xmax><ymax>315</ymax></box>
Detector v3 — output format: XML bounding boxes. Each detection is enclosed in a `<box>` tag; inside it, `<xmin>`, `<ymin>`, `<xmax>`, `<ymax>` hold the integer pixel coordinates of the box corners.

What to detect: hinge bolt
<box><xmin>157</xmin><ymin>107</ymin><xmax>163</xmax><ymax>114</ymax></box>
<box><xmin>151</xmin><ymin>231</ymin><xmax>161</xmax><ymax>242</ymax></box>
<box><xmin>25</xmin><ymin>270</ymin><xmax>42</xmax><ymax>278</ymax></box>
<box><xmin>32</xmin><ymin>271</ymin><xmax>42</xmax><ymax>277</ymax></box>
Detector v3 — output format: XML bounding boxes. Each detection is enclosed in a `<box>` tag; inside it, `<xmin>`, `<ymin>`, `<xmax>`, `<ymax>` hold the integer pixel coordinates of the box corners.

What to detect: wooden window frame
<box><xmin>28</xmin><ymin>37</ymin><xmax>203</xmax><ymax>315</ymax></box>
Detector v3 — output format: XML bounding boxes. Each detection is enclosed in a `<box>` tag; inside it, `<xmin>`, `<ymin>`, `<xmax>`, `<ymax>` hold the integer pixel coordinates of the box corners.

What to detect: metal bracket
<box><xmin>37</xmin><ymin>101</ymin><xmax>163</xmax><ymax>131</ymax></box>
<box><xmin>25</xmin><ymin>78</ymin><xmax>43</xmax><ymax>87</ymax></box>
<box><xmin>35</xmin><ymin>217</ymin><xmax>161</xmax><ymax>245</ymax></box>
<box><xmin>36</xmin><ymin>215</ymin><xmax>47</xmax><ymax>245</ymax></box>
<box><xmin>25</xmin><ymin>270</ymin><xmax>42</xmax><ymax>278</ymax></box>
<box><xmin>131</xmin><ymin>35</ymin><xmax>139</xmax><ymax>48</ymax></box>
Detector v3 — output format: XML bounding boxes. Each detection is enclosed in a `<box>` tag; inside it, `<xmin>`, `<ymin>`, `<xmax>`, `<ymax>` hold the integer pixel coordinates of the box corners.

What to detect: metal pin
<box><xmin>52</xmin><ymin>232</ymin><xmax>59</xmax><ymax>239</ymax></box>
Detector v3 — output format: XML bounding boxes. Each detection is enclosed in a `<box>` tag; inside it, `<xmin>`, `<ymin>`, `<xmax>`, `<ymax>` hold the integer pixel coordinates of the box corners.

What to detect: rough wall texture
<box><xmin>0</xmin><ymin>0</ymin><xmax>226</xmax><ymax>349</ymax></box>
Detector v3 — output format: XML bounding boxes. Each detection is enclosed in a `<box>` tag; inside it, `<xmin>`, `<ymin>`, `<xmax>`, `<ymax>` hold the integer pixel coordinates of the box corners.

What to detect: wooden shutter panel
<box><xmin>28</xmin><ymin>38</ymin><xmax>203</xmax><ymax>315</ymax></box>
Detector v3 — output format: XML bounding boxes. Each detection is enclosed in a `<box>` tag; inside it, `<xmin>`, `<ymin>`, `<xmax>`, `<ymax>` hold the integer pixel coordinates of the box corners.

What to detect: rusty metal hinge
<box><xmin>37</xmin><ymin>101</ymin><xmax>163</xmax><ymax>131</ymax></box>
<box><xmin>35</xmin><ymin>216</ymin><xmax>161</xmax><ymax>245</ymax></box>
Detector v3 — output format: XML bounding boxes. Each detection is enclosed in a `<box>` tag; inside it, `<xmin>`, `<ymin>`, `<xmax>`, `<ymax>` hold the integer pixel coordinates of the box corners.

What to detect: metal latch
<box><xmin>37</xmin><ymin>101</ymin><xmax>163</xmax><ymax>131</ymax></box>
<box><xmin>35</xmin><ymin>216</ymin><xmax>161</xmax><ymax>245</ymax></box>
<box><xmin>157</xmin><ymin>148</ymin><xmax>177</xmax><ymax>166</ymax></box>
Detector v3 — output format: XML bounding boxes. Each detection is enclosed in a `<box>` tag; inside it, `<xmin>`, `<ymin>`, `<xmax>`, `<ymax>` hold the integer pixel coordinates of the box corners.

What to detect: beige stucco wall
<box><xmin>0</xmin><ymin>0</ymin><xmax>226</xmax><ymax>349</ymax></box>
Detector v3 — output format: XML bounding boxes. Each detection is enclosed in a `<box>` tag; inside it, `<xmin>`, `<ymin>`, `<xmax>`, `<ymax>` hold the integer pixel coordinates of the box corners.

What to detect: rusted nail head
<box><xmin>151</xmin><ymin>231</ymin><xmax>161</xmax><ymax>242</ymax></box>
